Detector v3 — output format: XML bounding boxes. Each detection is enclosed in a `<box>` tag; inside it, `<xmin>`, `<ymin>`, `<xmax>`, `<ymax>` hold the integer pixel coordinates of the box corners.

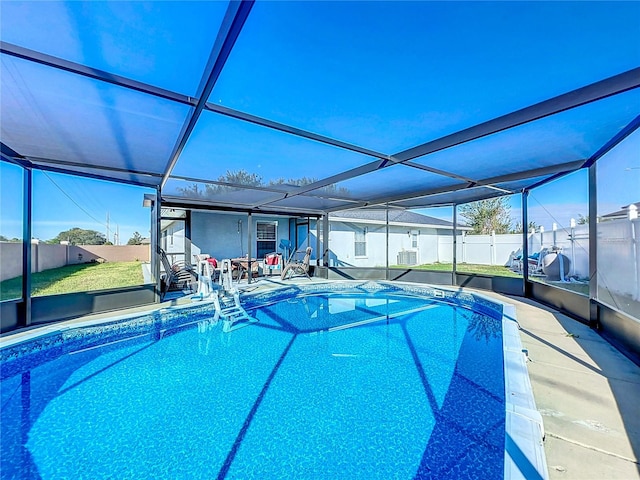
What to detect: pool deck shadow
<box><xmin>476</xmin><ymin>290</ymin><xmax>640</xmax><ymax>480</ymax></box>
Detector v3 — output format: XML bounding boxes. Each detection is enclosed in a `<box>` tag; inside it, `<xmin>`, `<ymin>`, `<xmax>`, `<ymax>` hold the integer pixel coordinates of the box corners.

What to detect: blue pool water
<box><xmin>1</xmin><ymin>284</ymin><xmax>506</xmax><ymax>479</ymax></box>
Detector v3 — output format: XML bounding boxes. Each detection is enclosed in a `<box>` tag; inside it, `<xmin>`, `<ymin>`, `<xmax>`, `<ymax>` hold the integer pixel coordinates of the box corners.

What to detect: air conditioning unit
<box><xmin>397</xmin><ymin>250</ymin><xmax>417</xmax><ymax>265</ymax></box>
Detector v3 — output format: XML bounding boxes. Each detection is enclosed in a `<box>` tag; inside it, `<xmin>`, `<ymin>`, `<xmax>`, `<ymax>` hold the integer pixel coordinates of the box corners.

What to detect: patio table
<box><xmin>230</xmin><ymin>257</ymin><xmax>259</xmax><ymax>279</ymax></box>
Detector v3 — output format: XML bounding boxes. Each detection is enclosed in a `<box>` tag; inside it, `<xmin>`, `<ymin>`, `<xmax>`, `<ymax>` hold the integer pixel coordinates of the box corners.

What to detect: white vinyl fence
<box><xmin>597</xmin><ymin>218</ymin><xmax>640</xmax><ymax>301</ymax></box>
<box><xmin>438</xmin><ymin>230</ymin><xmax>589</xmax><ymax>278</ymax></box>
<box><xmin>527</xmin><ymin>225</ymin><xmax>590</xmax><ymax>279</ymax></box>
<box><xmin>444</xmin><ymin>217</ymin><xmax>639</xmax><ymax>304</ymax></box>
<box><xmin>455</xmin><ymin>233</ymin><xmax>523</xmax><ymax>268</ymax></box>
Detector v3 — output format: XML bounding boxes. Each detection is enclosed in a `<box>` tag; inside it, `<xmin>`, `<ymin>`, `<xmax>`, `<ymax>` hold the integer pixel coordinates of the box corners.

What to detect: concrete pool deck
<box><xmin>476</xmin><ymin>290</ymin><xmax>640</xmax><ymax>480</ymax></box>
<box><xmin>2</xmin><ymin>279</ymin><xmax>639</xmax><ymax>479</ymax></box>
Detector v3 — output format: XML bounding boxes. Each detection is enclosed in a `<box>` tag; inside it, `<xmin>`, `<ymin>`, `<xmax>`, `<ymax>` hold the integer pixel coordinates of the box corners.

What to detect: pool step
<box><xmin>215</xmin><ymin>293</ymin><xmax>257</xmax><ymax>333</ymax></box>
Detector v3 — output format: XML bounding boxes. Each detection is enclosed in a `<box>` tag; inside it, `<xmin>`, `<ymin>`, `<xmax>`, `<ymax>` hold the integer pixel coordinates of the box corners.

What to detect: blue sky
<box><xmin>1</xmin><ymin>1</ymin><xmax>639</xmax><ymax>241</ymax></box>
<box><xmin>0</xmin><ymin>163</ymin><xmax>153</xmax><ymax>243</ymax></box>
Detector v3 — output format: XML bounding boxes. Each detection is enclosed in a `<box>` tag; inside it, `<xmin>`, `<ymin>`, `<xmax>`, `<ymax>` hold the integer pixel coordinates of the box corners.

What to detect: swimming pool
<box><xmin>0</xmin><ymin>281</ymin><xmax>547</xmax><ymax>479</ymax></box>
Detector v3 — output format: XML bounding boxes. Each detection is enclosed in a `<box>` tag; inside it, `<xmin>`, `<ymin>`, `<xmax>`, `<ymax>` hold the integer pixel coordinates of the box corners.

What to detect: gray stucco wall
<box><xmin>190</xmin><ymin>212</ymin><xmax>289</xmax><ymax>262</ymax></box>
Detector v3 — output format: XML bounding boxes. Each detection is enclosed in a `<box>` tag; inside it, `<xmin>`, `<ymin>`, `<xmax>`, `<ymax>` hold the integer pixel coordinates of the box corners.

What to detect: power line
<box><xmin>41</xmin><ymin>171</ymin><xmax>109</xmax><ymax>230</ymax></box>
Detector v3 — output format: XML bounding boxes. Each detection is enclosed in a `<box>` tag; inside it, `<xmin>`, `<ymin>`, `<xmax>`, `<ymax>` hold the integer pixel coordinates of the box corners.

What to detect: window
<box><xmin>411</xmin><ymin>230</ymin><xmax>419</xmax><ymax>248</ymax></box>
<box><xmin>355</xmin><ymin>228</ymin><xmax>367</xmax><ymax>257</ymax></box>
<box><xmin>257</xmin><ymin>221</ymin><xmax>277</xmax><ymax>258</ymax></box>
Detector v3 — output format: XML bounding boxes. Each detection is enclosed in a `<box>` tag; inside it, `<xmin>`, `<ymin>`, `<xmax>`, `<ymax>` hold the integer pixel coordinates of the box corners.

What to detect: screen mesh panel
<box><xmin>0</xmin><ymin>1</ymin><xmax>227</xmax><ymax>95</ymax></box>
<box><xmin>171</xmin><ymin>110</ymin><xmax>377</xmax><ymax>185</ymax></box>
<box><xmin>210</xmin><ymin>1</ymin><xmax>640</xmax><ymax>152</ymax></box>
<box><xmin>411</xmin><ymin>89</ymin><xmax>640</xmax><ymax>181</ymax></box>
<box><xmin>1</xmin><ymin>55</ymin><xmax>190</xmax><ymax>178</ymax></box>
<box><xmin>389</xmin><ymin>187</ymin><xmax>503</xmax><ymax>209</ymax></box>
<box><xmin>306</xmin><ymin>164</ymin><xmax>465</xmax><ymax>202</ymax></box>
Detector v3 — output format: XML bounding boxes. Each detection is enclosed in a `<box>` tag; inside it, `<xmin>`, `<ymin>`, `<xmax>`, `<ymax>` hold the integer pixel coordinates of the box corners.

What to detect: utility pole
<box><xmin>106</xmin><ymin>212</ymin><xmax>110</xmax><ymax>244</ymax></box>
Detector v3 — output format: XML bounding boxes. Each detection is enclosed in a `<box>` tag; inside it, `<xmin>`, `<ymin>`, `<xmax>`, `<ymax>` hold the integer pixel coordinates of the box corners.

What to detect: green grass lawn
<box><xmin>393</xmin><ymin>263</ymin><xmax>521</xmax><ymax>278</ymax></box>
<box><xmin>0</xmin><ymin>262</ymin><xmax>145</xmax><ymax>301</ymax></box>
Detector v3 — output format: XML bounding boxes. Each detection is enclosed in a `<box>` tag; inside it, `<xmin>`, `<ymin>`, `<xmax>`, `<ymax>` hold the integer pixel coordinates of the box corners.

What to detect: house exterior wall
<box><xmin>388</xmin><ymin>226</ymin><xmax>442</xmax><ymax>266</ymax></box>
<box><xmin>438</xmin><ymin>235</ymin><xmax>454</xmax><ymax>263</ymax></box>
<box><xmin>183</xmin><ymin>212</ymin><xmax>596</xmax><ymax>283</ymax></box>
<box><xmin>328</xmin><ymin>221</ymin><xmax>453</xmax><ymax>267</ymax></box>
<box><xmin>328</xmin><ymin>221</ymin><xmax>386</xmax><ymax>267</ymax></box>
<box><xmin>161</xmin><ymin>221</ymin><xmax>186</xmax><ymax>263</ymax></box>
<box><xmin>190</xmin><ymin>211</ymin><xmax>289</xmax><ymax>262</ymax></box>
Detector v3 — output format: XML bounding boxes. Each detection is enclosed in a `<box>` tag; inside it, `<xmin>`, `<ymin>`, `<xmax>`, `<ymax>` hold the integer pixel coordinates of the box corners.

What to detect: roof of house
<box><xmin>329</xmin><ymin>209</ymin><xmax>469</xmax><ymax>229</ymax></box>
<box><xmin>600</xmin><ymin>202</ymin><xmax>640</xmax><ymax>220</ymax></box>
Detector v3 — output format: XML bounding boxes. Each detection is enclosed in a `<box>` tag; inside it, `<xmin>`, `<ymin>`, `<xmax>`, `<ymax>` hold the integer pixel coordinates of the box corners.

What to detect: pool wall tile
<box><xmin>502</xmin><ymin>308</ymin><xmax>548</xmax><ymax>480</ymax></box>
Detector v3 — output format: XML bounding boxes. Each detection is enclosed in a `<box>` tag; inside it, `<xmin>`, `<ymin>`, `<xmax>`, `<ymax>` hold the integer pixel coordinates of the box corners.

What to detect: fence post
<box><xmin>453</xmin><ymin>206</ymin><xmax>457</xmax><ymax>282</ymax></box>
<box><xmin>461</xmin><ymin>231</ymin><xmax>466</xmax><ymax>264</ymax></box>
<box><xmin>528</xmin><ymin>227</ymin><xmax>535</xmax><ymax>256</ymax></box>
<box><xmin>490</xmin><ymin>230</ymin><xmax>496</xmax><ymax>265</ymax></box>
<box><xmin>61</xmin><ymin>240</ymin><xmax>70</xmax><ymax>266</ymax></box>
<box><xmin>570</xmin><ymin>218</ymin><xmax>576</xmax><ymax>277</ymax></box>
<box><xmin>31</xmin><ymin>238</ymin><xmax>39</xmax><ymax>274</ymax></box>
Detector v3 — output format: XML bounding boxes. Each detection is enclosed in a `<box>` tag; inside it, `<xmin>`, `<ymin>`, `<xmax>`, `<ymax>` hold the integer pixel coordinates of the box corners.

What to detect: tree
<box><xmin>268</xmin><ymin>176</ymin><xmax>350</xmax><ymax>195</ymax></box>
<box><xmin>127</xmin><ymin>231</ymin><xmax>144</xmax><ymax>245</ymax></box>
<box><xmin>577</xmin><ymin>214</ymin><xmax>589</xmax><ymax>225</ymax></box>
<box><xmin>177</xmin><ymin>169</ymin><xmax>263</xmax><ymax>199</ymax></box>
<box><xmin>0</xmin><ymin>235</ymin><xmax>21</xmax><ymax>242</ymax></box>
<box><xmin>48</xmin><ymin>228</ymin><xmax>107</xmax><ymax>245</ymax></box>
<box><xmin>510</xmin><ymin>221</ymin><xmax>538</xmax><ymax>234</ymax></box>
<box><xmin>459</xmin><ymin>198</ymin><xmax>512</xmax><ymax>234</ymax></box>
<box><xmin>177</xmin><ymin>169</ymin><xmax>351</xmax><ymax>199</ymax></box>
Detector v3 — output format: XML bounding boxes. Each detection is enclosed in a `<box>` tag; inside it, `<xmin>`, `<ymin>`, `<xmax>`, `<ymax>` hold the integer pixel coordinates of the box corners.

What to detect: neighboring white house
<box><xmin>599</xmin><ymin>202</ymin><xmax>640</xmax><ymax>222</ymax></box>
<box><xmin>328</xmin><ymin>210</ymin><xmax>470</xmax><ymax>267</ymax></box>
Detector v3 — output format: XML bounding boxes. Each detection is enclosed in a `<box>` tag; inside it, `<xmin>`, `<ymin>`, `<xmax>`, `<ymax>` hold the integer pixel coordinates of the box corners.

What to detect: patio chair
<box><xmin>160</xmin><ymin>249</ymin><xmax>197</xmax><ymax>299</ymax></box>
<box><xmin>528</xmin><ymin>248</ymin><xmax>550</xmax><ymax>276</ymax></box>
<box><xmin>264</xmin><ymin>252</ymin><xmax>282</xmax><ymax>276</ymax></box>
<box><xmin>511</xmin><ymin>248</ymin><xmax>548</xmax><ymax>276</ymax></box>
<box><xmin>193</xmin><ymin>256</ymin><xmax>221</xmax><ymax>300</ymax></box>
<box><xmin>281</xmin><ymin>247</ymin><xmax>313</xmax><ymax>280</ymax></box>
